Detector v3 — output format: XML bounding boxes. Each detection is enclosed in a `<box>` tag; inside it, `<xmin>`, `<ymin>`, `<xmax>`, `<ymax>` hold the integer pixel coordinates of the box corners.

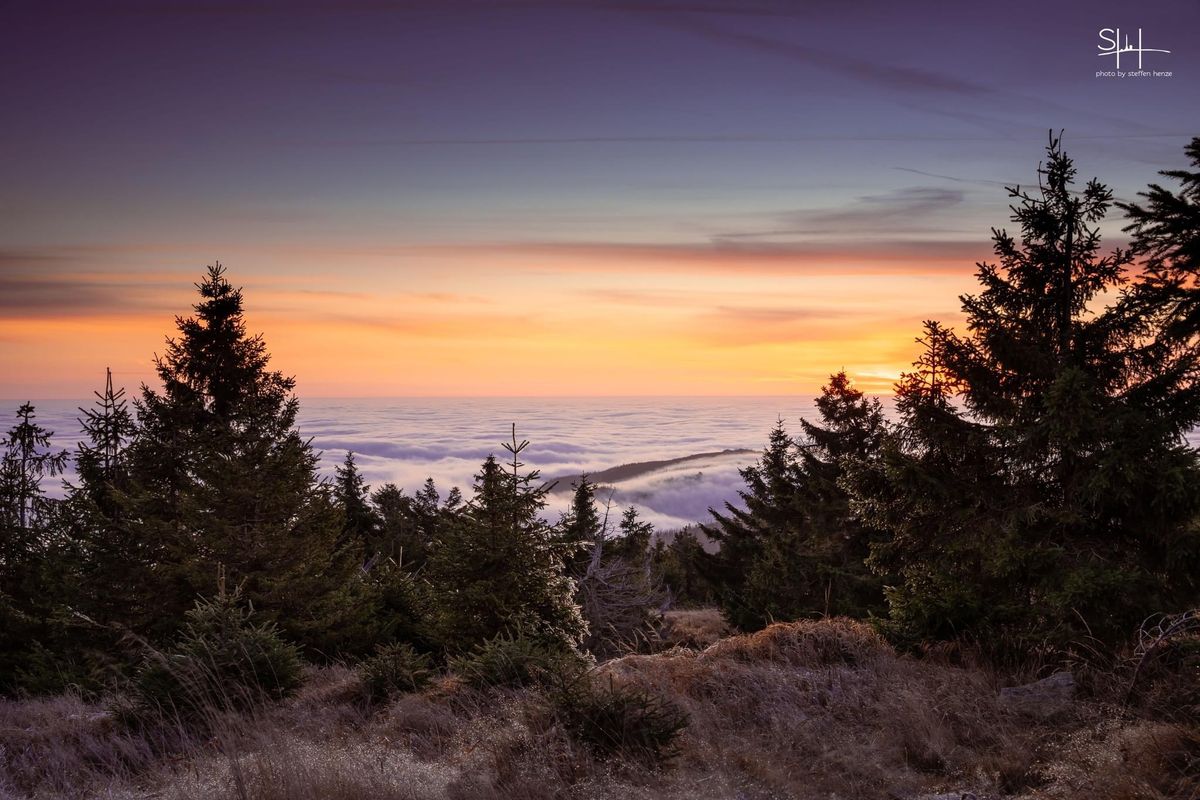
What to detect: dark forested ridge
<box><xmin>2</xmin><ymin>135</ymin><xmax>1200</xmax><ymax>798</ymax></box>
<box><xmin>547</xmin><ymin>448</ymin><xmax>757</xmax><ymax>490</ymax></box>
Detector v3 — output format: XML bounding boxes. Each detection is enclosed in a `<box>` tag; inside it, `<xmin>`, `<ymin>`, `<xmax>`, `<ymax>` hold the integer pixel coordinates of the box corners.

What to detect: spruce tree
<box><xmin>1119</xmin><ymin>136</ymin><xmax>1200</xmax><ymax>417</ymax></box>
<box><xmin>331</xmin><ymin>474</ymin><xmax>438</xmax><ymax>656</ymax></box>
<box><xmin>560</xmin><ymin>475</ymin><xmax>602</xmax><ymax>578</ymax></box>
<box><xmin>121</xmin><ymin>264</ymin><xmax>359</xmax><ymax>650</ymax></box>
<box><xmin>703</xmin><ymin>373</ymin><xmax>886</xmax><ymax>630</ymax></box>
<box><xmin>0</xmin><ymin>403</ymin><xmax>68</xmax><ymax>540</ymax></box>
<box><xmin>846</xmin><ymin>323</ymin><xmax>1012</xmax><ymax>644</ymax></box>
<box><xmin>334</xmin><ymin>451</ymin><xmax>380</xmax><ymax>554</ymax></box>
<box><xmin>76</xmin><ymin>370</ymin><xmax>134</xmax><ymax>489</ymax></box>
<box><xmin>371</xmin><ymin>477</ymin><xmax>450</xmax><ymax>569</ymax></box>
<box><xmin>66</xmin><ymin>369</ymin><xmax>160</xmax><ymax>635</ymax></box>
<box><xmin>427</xmin><ymin>428</ymin><xmax>585</xmax><ymax>653</ymax></box>
<box><xmin>0</xmin><ymin>403</ymin><xmax>69</xmax><ymax>692</ymax></box>
<box><xmin>703</xmin><ymin>420</ymin><xmax>802</xmax><ymax>629</ymax></box>
<box><xmin>853</xmin><ymin>135</ymin><xmax>1200</xmax><ymax>647</ymax></box>
<box><xmin>609</xmin><ymin>505</ymin><xmax>653</xmax><ymax>566</ymax></box>
<box><xmin>789</xmin><ymin>372</ymin><xmax>886</xmax><ymax>615</ymax></box>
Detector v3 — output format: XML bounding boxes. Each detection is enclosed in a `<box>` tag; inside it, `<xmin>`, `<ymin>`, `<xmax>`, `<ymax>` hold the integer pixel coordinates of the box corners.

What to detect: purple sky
<box><xmin>2</xmin><ymin>0</ymin><xmax>1198</xmax><ymax>397</ymax></box>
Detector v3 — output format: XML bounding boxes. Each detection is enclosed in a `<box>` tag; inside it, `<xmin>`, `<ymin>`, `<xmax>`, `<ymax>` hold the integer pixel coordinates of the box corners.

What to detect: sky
<box><xmin>2</xmin><ymin>0</ymin><xmax>1198</xmax><ymax>398</ymax></box>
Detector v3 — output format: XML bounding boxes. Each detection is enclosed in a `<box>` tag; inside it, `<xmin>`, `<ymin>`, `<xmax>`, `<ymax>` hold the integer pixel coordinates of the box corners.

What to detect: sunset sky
<box><xmin>2</xmin><ymin>0</ymin><xmax>1198</xmax><ymax>398</ymax></box>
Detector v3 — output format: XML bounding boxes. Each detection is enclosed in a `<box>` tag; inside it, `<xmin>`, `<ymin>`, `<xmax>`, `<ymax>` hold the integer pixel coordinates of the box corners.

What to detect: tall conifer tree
<box><xmin>122</xmin><ymin>264</ymin><xmax>358</xmax><ymax>649</ymax></box>
<box><xmin>852</xmin><ymin>135</ymin><xmax>1200</xmax><ymax>646</ymax></box>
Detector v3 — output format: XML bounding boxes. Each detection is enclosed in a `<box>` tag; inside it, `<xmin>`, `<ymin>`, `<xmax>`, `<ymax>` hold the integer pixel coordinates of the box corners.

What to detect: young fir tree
<box><xmin>702</xmin><ymin>421</ymin><xmax>800</xmax><ymax>629</ymax></box>
<box><xmin>427</xmin><ymin>428</ymin><xmax>585</xmax><ymax>653</ymax></box>
<box><xmin>323</xmin><ymin>472</ymin><xmax>439</xmax><ymax>656</ymax></box>
<box><xmin>65</xmin><ymin>369</ymin><xmax>160</xmax><ymax>635</ymax></box>
<box><xmin>703</xmin><ymin>372</ymin><xmax>886</xmax><ymax>630</ymax></box>
<box><xmin>560</xmin><ymin>475</ymin><xmax>602</xmax><ymax>578</ymax></box>
<box><xmin>75</xmin><ymin>370</ymin><xmax>134</xmax><ymax>489</ymax></box>
<box><xmin>853</xmin><ymin>135</ymin><xmax>1200</xmax><ymax>647</ymax></box>
<box><xmin>0</xmin><ymin>403</ymin><xmax>69</xmax><ymax>692</ymax></box>
<box><xmin>121</xmin><ymin>264</ymin><xmax>360</xmax><ymax>650</ymax></box>
<box><xmin>608</xmin><ymin>505</ymin><xmax>654</xmax><ymax>566</ymax></box>
<box><xmin>652</xmin><ymin>528</ymin><xmax>714</xmax><ymax>607</ymax></box>
<box><xmin>334</xmin><ymin>451</ymin><xmax>380</xmax><ymax>555</ymax></box>
<box><xmin>0</xmin><ymin>403</ymin><xmax>68</xmax><ymax>540</ymax></box>
<box><xmin>343</xmin><ymin>476</ymin><xmax>450</xmax><ymax>653</ymax></box>
<box><xmin>0</xmin><ymin>403</ymin><xmax>69</xmax><ymax>626</ymax></box>
<box><xmin>371</xmin><ymin>477</ymin><xmax>452</xmax><ymax>569</ymax></box>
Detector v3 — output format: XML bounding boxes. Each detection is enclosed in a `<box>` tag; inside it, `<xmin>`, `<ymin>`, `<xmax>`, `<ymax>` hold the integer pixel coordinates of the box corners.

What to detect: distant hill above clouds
<box><xmin>545</xmin><ymin>448</ymin><xmax>760</xmax><ymax>533</ymax></box>
<box><xmin>547</xmin><ymin>448</ymin><xmax>757</xmax><ymax>490</ymax></box>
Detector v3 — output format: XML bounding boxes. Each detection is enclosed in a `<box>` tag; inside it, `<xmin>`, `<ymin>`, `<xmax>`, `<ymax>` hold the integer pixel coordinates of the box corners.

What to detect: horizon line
<box><xmin>1</xmin><ymin>392</ymin><xmax>896</xmax><ymax>403</ymax></box>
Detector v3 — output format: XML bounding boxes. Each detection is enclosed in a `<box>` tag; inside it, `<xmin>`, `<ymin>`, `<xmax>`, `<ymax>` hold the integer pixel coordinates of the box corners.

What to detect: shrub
<box><xmin>1126</xmin><ymin>610</ymin><xmax>1200</xmax><ymax>722</ymax></box>
<box><xmin>450</xmin><ymin>631</ymin><xmax>582</xmax><ymax>690</ymax></box>
<box><xmin>702</xmin><ymin>618</ymin><xmax>890</xmax><ymax>667</ymax></box>
<box><xmin>549</xmin><ymin>672</ymin><xmax>688</xmax><ymax>764</ymax></box>
<box><xmin>658</xmin><ymin>607</ymin><xmax>729</xmax><ymax>650</ymax></box>
<box><xmin>133</xmin><ymin>589</ymin><xmax>302</xmax><ymax>720</ymax></box>
<box><xmin>360</xmin><ymin>642</ymin><xmax>434</xmax><ymax>702</ymax></box>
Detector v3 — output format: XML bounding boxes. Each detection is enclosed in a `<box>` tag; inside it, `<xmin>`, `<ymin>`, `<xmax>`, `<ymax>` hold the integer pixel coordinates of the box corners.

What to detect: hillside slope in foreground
<box><xmin>2</xmin><ymin>617</ymin><xmax>1197</xmax><ymax>800</ymax></box>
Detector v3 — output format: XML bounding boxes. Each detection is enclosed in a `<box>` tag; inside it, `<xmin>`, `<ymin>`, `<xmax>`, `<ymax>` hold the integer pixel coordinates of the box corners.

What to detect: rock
<box><xmin>998</xmin><ymin>670</ymin><xmax>1076</xmax><ymax>718</ymax></box>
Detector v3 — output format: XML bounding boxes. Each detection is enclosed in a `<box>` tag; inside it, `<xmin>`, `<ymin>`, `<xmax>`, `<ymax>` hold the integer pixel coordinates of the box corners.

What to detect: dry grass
<box><xmin>3</xmin><ymin>620</ymin><xmax>1198</xmax><ymax>800</ymax></box>
<box><xmin>160</xmin><ymin>737</ymin><xmax>454</xmax><ymax>800</ymax></box>
<box><xmin>658</xmin><ymin>608</ymin><xmax>730</xmax><ymax>650</ymax></box>
<box><xmin>1031</xmin><ymin>719</ymin><xmax>1200</xmax><ymax>800</ymax></box>
<box><xmin>0</xmin><ymin>692</ymin><xmax>169</xmax><ymax>799</ymax></box>
<box><xmin>599</xmin><ymin>619</ymin><xmax>1028</xmax><ymax>798</ymax></box>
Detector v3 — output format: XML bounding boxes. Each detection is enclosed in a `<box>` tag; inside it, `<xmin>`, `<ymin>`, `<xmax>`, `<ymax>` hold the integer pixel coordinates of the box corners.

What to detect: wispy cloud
<box><xmin>813</xmin><ymin>187</ymin><xmax>966</xmax><ymax>225</ymax></box>
<box><xmin>476</xmin><ymin>238</ymin><xmax>989</xmax><ymax>275</ymax></box>
<box><xmin>651</xmin><ymin>14</ymin><xmax>988</xmax><ymax>97</ymax></box>
<box><xmin>284</xmin><ymin>133</ymin><xmax>1024</xmax><ymax>148</ymax></box>
<box><xmin>0</xmin><ymin>271</ymin><xmax>188</xmax><ymax>318</ymax></box>
<box><xmin>712</xmin><ymin>187</ymin><xmax>969</xmax><ymax>242</ymax></box>
<box><xmin>0</xmin><ymin>249</ymin><xmax>77</xmax><ymax>268</ymax></box>
<box><xmin>689</xmin><ymin>303</ymin><xmax>889</xmax><ymax>347</ymax></box>
<box><xmin>891</xmin><ymin>167</ymin><xmax>1012</xmax><ymax>189</ymax></box>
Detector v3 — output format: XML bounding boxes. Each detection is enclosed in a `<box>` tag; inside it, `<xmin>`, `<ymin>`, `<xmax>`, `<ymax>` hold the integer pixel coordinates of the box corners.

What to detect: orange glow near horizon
<box><xmin>0</xmin><ymin>243</ymin><xmax>980</xmax><ymax>400</ymax></box>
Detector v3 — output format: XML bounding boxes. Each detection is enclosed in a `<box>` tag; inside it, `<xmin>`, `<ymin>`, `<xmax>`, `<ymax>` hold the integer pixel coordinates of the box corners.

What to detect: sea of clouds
<box><xmin>19</xmin><ymin>396</ymin><xmax>819</xmax><ymax>531</ymax></box>
<box><xmin>295</xmin><ymin>396</ymin><xmax>814</xmax><ymax>530</ymax></box>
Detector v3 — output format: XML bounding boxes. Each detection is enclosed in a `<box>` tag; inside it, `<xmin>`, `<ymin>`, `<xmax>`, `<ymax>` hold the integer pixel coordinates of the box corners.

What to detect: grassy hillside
<box><xmin>1</xmin><ymin>616</ymin><xmax>1196</xmax><ymax>800</ymax></box>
